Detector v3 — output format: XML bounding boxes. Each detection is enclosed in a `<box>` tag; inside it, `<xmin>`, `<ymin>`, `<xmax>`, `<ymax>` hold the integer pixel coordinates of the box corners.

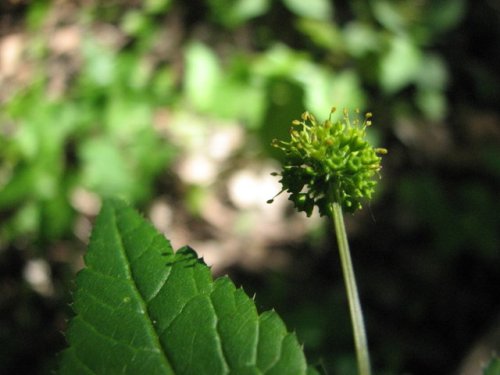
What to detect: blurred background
<box><xmin>0</xmin><ymin>0</ymin><xmax>499</xmax><ymax>374</ymax></box>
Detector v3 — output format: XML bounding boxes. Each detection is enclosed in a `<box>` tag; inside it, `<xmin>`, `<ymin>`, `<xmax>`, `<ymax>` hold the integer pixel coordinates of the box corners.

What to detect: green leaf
<box><xmin>207</xmin><ymin>0</ymin><xmax>270</xmax><ymax>28</ymax></box>
<box><xmin>79</xmin><ymin>138</ymin><xmax>134</xmax><ymax>199</ymax></box>
<box><xmin>184</xmin><ymin>42</ymin><xmax>222</xmax><ymax>112</ymax></box>
<box><xmin>343</xmin><ymin>22</ymin><xmax>381</xmax><ymax>57</ymax></box>
<box><xmin>282</xmin><ymin>0</ymin><xmax>333</xmax><ymax>21</ymax></box>
<box><xmin>483</xmin><ymin>356</ymin><xmax>500</xmax><ymax>375</ymax></box>
<box><xmin>296</xmin><ymin>19</ymin><xmax>343</xmax><ymax>51</ymax></box>
<box><xmin>379</xmin><ymin>35</ymin><xmax>422</xmax><ymax>93</ymax></box>
<box><xmin>372</xmin><ymin>0</ymin><xmax>465</xmax><ymax>41</ymax></box>
<box><xmin>144</xmin><ymin>0</ymin><xmax>172</xmax><ymax>14</ymax></box>
<box><xmin>58</xmin><ymin>199</ymin><xmax>312</xmax><ymax>374</ymax></box>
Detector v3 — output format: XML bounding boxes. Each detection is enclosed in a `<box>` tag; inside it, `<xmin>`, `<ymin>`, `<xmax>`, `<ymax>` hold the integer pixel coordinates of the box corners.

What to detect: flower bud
<box><xmin>268</xmin><ymin>107</ymin><xmax>386</xmax><ymax>215</ymax></box>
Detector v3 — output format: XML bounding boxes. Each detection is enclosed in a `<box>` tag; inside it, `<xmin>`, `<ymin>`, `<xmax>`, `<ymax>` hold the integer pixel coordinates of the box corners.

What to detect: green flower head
<box><xmin>268</xmin><ymin>107</ymin><xmax>387</xmax><ymax>216</ymax></box>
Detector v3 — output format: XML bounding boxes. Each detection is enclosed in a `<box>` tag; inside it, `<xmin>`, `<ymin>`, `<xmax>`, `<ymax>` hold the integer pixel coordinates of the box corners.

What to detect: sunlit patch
<box><xmin>23</xmin><ymin>259</ymin><xmax>54</xmax><ymax>297</ymax></box>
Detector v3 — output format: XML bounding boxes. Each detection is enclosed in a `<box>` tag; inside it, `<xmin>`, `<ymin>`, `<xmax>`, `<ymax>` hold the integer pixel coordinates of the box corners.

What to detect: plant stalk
<box><xmin>331</xmin><ymin>201</ymin><xmax>371</xmax><ymax>375</ymax></box>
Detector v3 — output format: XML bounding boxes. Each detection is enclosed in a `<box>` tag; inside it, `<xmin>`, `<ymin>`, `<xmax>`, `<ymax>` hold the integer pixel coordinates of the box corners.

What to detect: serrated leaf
<box><xmin>58</xmin><ymin>199</ymin><xmax>312</xmax><ymax>374</ymax></box>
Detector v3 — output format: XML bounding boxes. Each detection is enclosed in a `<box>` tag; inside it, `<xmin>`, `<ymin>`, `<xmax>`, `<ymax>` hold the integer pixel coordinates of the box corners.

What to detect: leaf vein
<box><xmin>112</xmin><ymin>206</ymin><xmax>175</xmax><ymax>372</ymax></box>
<box><xmin>70</xmin><ymin>347</ymin><xmax>97</xmax><ymax>375</ymax></box>
<box><xmin>158</xmin><ymin>293</ymin><xmax>200</xmax><ymax>338</ymax></box>
<box><xmin>128</xmin><ymin>231</ymin><xmax>157</xmax><ymax>264</ymax></box>
<box><xmin>208</xmin><ymin>292</ymin><xmax>230</xmax><ymax>372</ymax></box>
<box><xmin>266</xmin><ymin>332</ymin><xmax>286</xmax><ymax>372</ymax></box>
<box><xmin>77</xmin><ymin>315</ymin><xmax>131</xmax><ymax>351</ymax></box>
<box><xmin>146</xmin><ymin>266</ymin><xmax>172</xmax><ymax>304</ymax></box>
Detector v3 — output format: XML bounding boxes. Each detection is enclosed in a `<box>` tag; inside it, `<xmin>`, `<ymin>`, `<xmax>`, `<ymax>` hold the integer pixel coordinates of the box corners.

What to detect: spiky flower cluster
<box><xmin>268</xmin><ymin>107</ymin><xmax>387</xmax><ymax>216</ymax></box>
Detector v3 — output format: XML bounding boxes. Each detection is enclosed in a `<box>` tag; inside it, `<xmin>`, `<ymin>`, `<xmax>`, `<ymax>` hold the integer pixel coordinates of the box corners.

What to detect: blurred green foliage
<box><xmin>0</xmin><ymin>0</ymin><xmax>469</xmax><ymax>244</ymax></box>
<box><xmin>1</xmin><ymin>0</ymin><xmax>499</xmax><ymax>374</ymax></box>
<box><xmin>484</xmin><ymin>356</ymin><xmax>500</xmax><ymax>375</ymax></box>
<box><xmin>0</xmin><ymin>44</ymin><xmax>176</xmax><ymax>243</ymax></box>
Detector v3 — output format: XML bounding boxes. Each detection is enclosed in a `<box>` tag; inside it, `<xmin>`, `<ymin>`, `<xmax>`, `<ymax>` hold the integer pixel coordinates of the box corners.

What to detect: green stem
<box><xmin>331</xmin><ymin>201</ymin><xmax>371</xmax><ymax>375</ymax></box>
